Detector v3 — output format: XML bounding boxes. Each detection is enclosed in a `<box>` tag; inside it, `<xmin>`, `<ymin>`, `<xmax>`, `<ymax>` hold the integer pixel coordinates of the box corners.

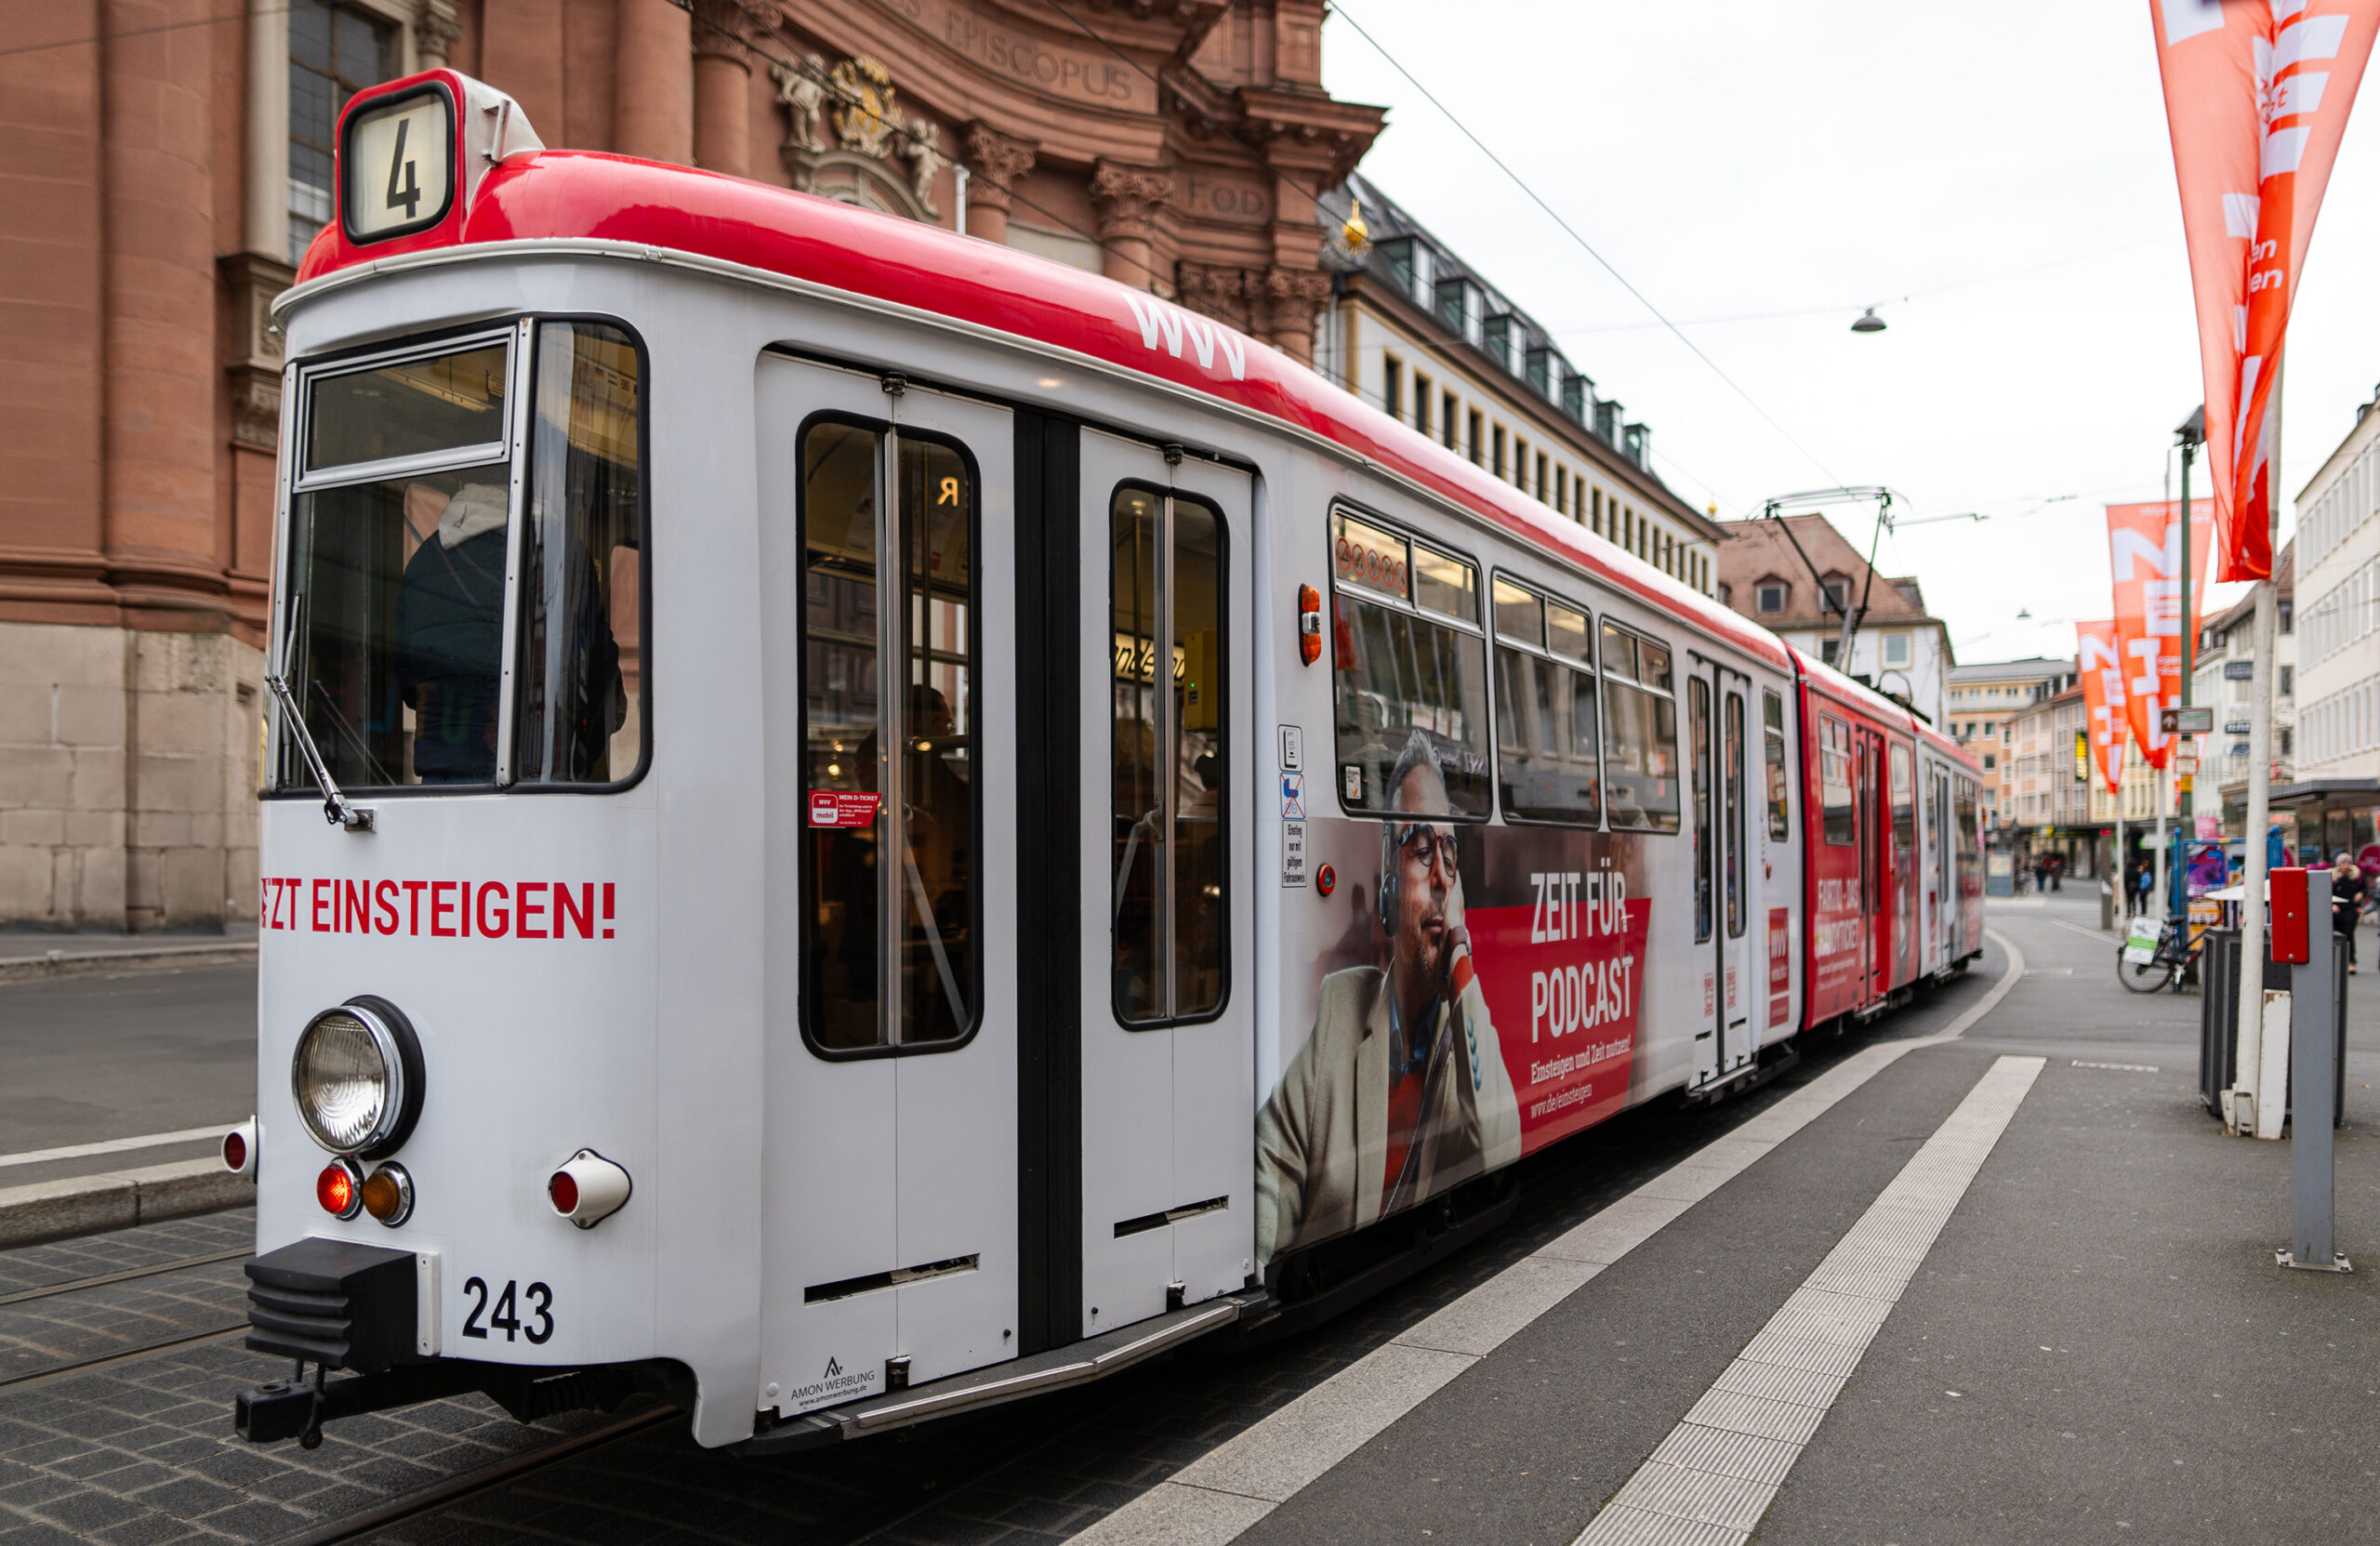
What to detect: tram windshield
<box><xmin>276</xmin><ymin>322</ymin><xmax>643</xmax><ymax>791</ymax></box>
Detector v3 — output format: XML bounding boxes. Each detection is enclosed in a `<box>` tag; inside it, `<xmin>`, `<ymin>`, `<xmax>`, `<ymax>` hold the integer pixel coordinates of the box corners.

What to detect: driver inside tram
<box><xmin>1256</xmin><ymin>730</ymin><xmax>1521</xmax><ymax>1263</ymax></box>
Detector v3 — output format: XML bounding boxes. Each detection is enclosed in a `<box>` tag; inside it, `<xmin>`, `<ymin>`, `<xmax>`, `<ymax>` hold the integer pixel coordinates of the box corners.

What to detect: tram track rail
<box><xmin>279</xmin><ymin>1407</ymin><xmax>678</xmax><ymax>1546</ymax></box>
<box><xmin>0</xmin><ymin>1245</ymin><xmax>250</xmax><ymax>1308</ymax></box>
<box><xmin>0</xmin><ymin>1323</ymin><xmax>249</xmax><ymax>1393</ymax></box>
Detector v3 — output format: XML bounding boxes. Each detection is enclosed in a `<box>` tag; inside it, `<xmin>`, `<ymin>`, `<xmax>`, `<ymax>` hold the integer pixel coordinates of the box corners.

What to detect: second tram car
<box><xmin>229</xmin><ymin>70</ymin><xmax>1985</xmax><ymax>1451</ymax></box>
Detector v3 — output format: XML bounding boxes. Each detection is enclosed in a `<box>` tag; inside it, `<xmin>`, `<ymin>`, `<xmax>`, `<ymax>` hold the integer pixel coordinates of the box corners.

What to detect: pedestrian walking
<box><xmin>2032</xmin><ymin>857</ymin><xmax>2049</xmax><ymax>894</ymax></box>
<box><xmin>2333</xmin><ymin>852</ymin><xmax>2366</xmax><ymax>975</ymax></box>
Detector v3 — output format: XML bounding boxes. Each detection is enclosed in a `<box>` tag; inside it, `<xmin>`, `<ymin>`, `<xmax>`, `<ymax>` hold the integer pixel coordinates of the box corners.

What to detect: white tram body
<box><xmin>233</xmin><ymin>72</ymin><xmax>1984</xmax><ymax>1450</ymax></box>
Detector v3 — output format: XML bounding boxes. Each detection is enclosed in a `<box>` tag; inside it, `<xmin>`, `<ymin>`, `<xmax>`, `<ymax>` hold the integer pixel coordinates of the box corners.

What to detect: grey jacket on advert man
<box><xmin>1256</xmin><ymin>963</ymin><xmax>1523</xmax><ymax>1263</ymax></box>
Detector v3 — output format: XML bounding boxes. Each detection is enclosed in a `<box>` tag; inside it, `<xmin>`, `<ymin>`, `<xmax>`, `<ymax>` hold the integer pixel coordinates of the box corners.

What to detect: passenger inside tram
<box><xmin>394</xmin><ymin>475</ymin><xmax>512</xmax><ymax>783</ymax></box>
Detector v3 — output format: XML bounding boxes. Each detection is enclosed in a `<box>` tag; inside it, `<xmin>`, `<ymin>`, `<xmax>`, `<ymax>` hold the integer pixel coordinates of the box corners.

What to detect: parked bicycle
<box><xmin>2118</xmin><ymin>915</ymin><xmax>2202</xmax><ymax>994</ymax></box>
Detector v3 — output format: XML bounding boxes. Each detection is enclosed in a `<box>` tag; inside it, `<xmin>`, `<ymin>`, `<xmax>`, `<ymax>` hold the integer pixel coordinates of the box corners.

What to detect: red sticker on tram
<box><xmin>808</xmin><ymin>791</ymin><xmax>882</xmax><ymax>828</ymax></box>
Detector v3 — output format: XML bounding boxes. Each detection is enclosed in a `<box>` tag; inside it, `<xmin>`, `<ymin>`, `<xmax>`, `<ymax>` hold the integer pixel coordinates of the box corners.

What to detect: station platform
<box><xmin>1079</xmin><ymin>899</ymin><xmax>2380</xmax><ymax>1546</ymax></box>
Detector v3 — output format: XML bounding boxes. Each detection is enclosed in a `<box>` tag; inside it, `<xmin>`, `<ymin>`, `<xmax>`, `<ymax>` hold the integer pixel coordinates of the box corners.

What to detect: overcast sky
<box><xmin>1321</xmin><ymin>0</ymin><xmax>2380</xmax><ymax>665</ymax></box>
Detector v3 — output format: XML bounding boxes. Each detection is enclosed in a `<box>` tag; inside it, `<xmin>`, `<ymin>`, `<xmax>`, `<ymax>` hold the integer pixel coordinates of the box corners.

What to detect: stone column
<box><xmin>1258</xmin><ymin>268</ymin><xmax>1333</xmax><ymax>366</ymax></box>
<box><xmin>415</xmin><ymin>0</ymin><xmax>461</xmax><ymax>68</ymax></box>
<box><xmin>615</xmin><ymin>0</ymin><xmax>694</xmax><ymax>165</ymax></box>
<box><xmin>960</xmin><ymin>122</ymin><xmax>1037</xmax><ymax>244</ymax></box>
<box><xmin>477</xmin><ymin>0</ymin><xmax>566</xmax><ymax>141</ymax></box>
<box><xmin>1091</xmin><ymin>159</ymin><xmax>1173</xmax><ymax>292</ymax></box>
<box><xmin>691</xmin><ymin>0</ymin><xmax>750</xmax><ymax>178</ymax></box>
<box><xmin>102</xmin><ymin>0</ymin><xmax>221</xmax><ymax>622</ymax></box>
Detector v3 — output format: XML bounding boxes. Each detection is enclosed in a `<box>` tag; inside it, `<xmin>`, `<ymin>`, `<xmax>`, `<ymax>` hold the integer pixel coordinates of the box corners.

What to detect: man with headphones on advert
<box><xmin>1257</xmin><ymin>730</ymin><xmax>1522</xmax><ymax>1264</ymax></box>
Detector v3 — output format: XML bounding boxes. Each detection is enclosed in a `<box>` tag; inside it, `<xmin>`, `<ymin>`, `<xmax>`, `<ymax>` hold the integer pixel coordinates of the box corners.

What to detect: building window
<box><xmin>1492</xmin><ymin>424</ymin><xmax>1507</xmax><ymax>478</ymax></box>
<box><xmin>1982</xmin><ymin>720</ymin><xmax>1994</xmax><ymax>736</ymax></box>
<box><xmin>2281</xmin><ymin>664</ymin><xmax>2294</xmax><ymax>696</ymax></box>
<box><xmin>1535</xmin><ymin>452</ymin><xmax>1548</xmax><ymax>502</ymax></box>
<box><xmin>1820</xmin><ymin>638</ymin><xmax>1840</xmax><ymax>666</ymax></box>
<box><xmin>288</xmin><ymin>0</ymin><xmax>402</xmax><ymax>263</ymax></box>
<box><xmin>1444</xmin><ymin>392</ymin><xmax>1460</xmax><ymax>450</ymax></box>
<box><xmin>1755</xmin><ymin>582</ymin><xmax>1785</xmax><ymax>614</ymax></box>
<box><xmin>1883</xmin><ymin>632</ymin><xmax>1911</xmax><ymax>667</ymax></box>
<box><xmin>1554</xmin><ymin>465</ymin><xmax>1567</xmax><ymax>514</ymax></box>
<box><xmin>1983</xmin><ymin>753</ymin><xmax>1995</xmax><ymax>770</ymax></box>
<box><xmin>1821</xmin><ymin>575</ymin><xmax>1849</xmax><ymax>613</ymax></box>
<box><xmin>1382</xmin><ymin>356</ymin><xmax>1404</xmax><ymax>421</ymax></box>
<box><xmin>1467</xmin><ymin>408</ymin><xmax>1483</xmax><ymax>464</ymax></box>
<box><xmin>1413</xmin><ymin>374</ymin><xmax>1432</xmax><ymax>437</ymax></box>
<box><xmin>1513</xmin><ymin>434</ymin><xmax>1527</xmax><ymax>486</ymax></box>
<box><xmin>1621</xmin><ymin>507</ymin><xmax>1633</xmax><ymax>552</ymax></box>
<box><xmin>1592</xmin><ymin>488</ymin><xmax>1603</xmax><ymax>536</ymax></box>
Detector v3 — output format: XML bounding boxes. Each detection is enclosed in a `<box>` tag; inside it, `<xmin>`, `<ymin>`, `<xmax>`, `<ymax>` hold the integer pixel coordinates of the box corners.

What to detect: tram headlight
<box><xmin>290</xmin><ymin>998</ymin><xmax>423</xmax><ymax>1158</ymax></box>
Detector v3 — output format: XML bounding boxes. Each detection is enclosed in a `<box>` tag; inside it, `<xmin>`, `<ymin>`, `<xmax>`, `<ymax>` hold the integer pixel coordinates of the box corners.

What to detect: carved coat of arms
<box><xmin>830</xmin><ymin>56</ymin><xmax>900</xmax><ymax>159</ymax></box>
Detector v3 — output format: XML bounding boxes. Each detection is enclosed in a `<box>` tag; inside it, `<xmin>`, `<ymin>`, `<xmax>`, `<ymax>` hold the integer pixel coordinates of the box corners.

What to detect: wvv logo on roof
<box><xmin>1122</xmin><ymin>293</ymin><xmax>1248</xmax><ymax>381</ymax></box>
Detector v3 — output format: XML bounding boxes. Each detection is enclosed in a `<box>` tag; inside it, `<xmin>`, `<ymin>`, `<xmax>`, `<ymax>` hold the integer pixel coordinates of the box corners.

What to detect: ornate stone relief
<box><xmin>829</xmin><ymin>56</ymin><xmax>901</xmax><ymax>158</ymax></box>
<box><xmin>960</xmin><ymin>121</ymin><xmax>1038</xmax><ymax>215</ymax></box>
<box><xmin>219</xmin><ymin>254</ymin><xmax>296</xmax><ymax>453</ymax></box>
<box><xmin>772</xmin><ymin>55</ymin><xmax>830</xmax><ymax>153</ymax></box>
<box><xmin>413</xmin><ymin>0</ymin><xmax>459</xmax><ymax>68</ymax></box>
<box><xmin>1090</xmin><ymin>160</ymin><xmax>1174</xmax><ymax>244</ymax></box>
<box><xmin>773</xmin><ymin>55</ymin><xmax>945</xmax><ymax>219</ymax></box>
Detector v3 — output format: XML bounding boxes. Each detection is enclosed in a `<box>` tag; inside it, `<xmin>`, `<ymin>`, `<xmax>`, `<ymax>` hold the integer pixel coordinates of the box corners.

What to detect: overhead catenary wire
<box><xmin>1328</xmin><ymin>3</ymin><xmax>1847</xmax><ymax>488</ymax></box>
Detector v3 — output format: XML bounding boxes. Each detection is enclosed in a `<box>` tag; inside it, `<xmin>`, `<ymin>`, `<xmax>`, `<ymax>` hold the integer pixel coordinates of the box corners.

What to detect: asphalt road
<box><xmin>0</xmin><ymin>965</ymin><xmax>256</xmax><ymax>1183</ymax></box>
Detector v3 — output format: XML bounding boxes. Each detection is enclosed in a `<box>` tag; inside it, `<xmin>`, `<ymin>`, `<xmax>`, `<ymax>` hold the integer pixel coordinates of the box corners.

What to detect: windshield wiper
<box><xmin>267</xmin><ymin>596</ymin><xmax>374</xmax><ymax>833</ymax></box>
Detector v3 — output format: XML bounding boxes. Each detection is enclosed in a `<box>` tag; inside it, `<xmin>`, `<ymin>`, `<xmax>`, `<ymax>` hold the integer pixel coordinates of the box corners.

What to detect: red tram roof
<box><xmin>301</xmin><ymin>73</ymin><xmax>1790</xmax><ymax>671</ymax></box>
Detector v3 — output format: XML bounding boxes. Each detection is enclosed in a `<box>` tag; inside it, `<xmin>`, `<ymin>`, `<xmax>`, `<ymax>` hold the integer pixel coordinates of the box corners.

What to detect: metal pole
<box><xmin>2283</xmin><ymin>868</ymin><xmax>2346</xmax><ymax>1271</ymax></box>
<box><xmin>2178</xmin><ymin>434</ymin><xmax>2195</xmax><ymax>825</ymax></box>
<box><xmin>2237</xmin><ymin>366</ymin><xmax>2283</xmax><ymax>1136</ymax></box>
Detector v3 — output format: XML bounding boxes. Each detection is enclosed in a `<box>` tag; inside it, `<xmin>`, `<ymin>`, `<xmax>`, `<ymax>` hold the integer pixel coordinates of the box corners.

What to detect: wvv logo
<box><xmin>1122</xmin><ymin>294</ymin><xmax>1248</xmax><ymax>380</ymax></box>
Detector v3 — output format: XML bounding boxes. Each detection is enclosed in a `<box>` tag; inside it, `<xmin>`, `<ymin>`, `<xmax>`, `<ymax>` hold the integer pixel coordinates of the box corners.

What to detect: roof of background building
<box><xmin>1314</xmin><ymin>172</ymin><xmax>1725</xmax><ymax>543</ymax></box>
<box><xmin>1714</xmin><ymin>513</ymin><xmax>1946</xmax><ymax>637</ymax></box>
<box><xmin>1948</xmin><ymin>656</ymin><xmax>2076</xmax><ymax>685</ymax></box>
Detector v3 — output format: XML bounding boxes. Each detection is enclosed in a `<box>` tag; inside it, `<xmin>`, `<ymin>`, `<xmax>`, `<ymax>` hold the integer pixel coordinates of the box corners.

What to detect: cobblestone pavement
<box><xmin>0</xmin><ymin>964</ymin><xmax>1998</xmax><ymax>1546</ymax></box>
<box><xmin>0</xmin><ymin>1211</ymin><xmax>614</xmax><ymax>1546</ymax></box>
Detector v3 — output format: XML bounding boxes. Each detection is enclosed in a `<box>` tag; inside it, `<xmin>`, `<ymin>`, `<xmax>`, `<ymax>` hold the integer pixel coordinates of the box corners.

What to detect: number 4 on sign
<box><xmin>386</xmin><ymin>117</ymin><xmax>420</xmax><ymax>218</ymax></box>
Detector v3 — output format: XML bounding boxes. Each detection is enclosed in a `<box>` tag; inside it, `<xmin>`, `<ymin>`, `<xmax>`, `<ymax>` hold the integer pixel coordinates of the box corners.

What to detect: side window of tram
<box><xmin>799</xmin><ymin>420</ymin><xmax>977</xmax><ymax>1051</ymax></box>
<box><xmin>1491</xmin><ymin>578</ymin><xmax>1600</xmax><ymax>825</ymax></box>
<box><xmin>1763</xmin><ymin>690</ymin><xmax>1790</xmax><ymax>839</ymax></box>
<box><xmin>1112</xmin><ymin>486</ymin><xmax>1227</xmax><ymax>1025</ymax></box>
<box><xmin>513</xmin><ymin>323</ymin><xmax>645</xmax><ymax>786</ymax></box>
<box><xmin>1598</xmin><ymin>622</ymin><xmax>1680</xmax><ymax>833</ymax></box>
<box><xmin>1725</xmin><ymin>690</ymin><xmax>1746</xmax><ymax>939</ymax></box>
<box><xmin>1890</xmin><ymin>745</ymin><xmax>1915</xmax><ymax>860</ymax></box>
<box><xmin>284</xmin><ymin>338</ymin><xmax>512</xmax><ymax>791</ymax></box>
<box><xmin>1819</xmin><ymin>715</ymin><xmax>1855</xmax><ymax>846</ymax></box>
<box><xmin>1329</xmin><ymin>510</ymin><xmax>1492</xmax><ymax>817</ymax></box>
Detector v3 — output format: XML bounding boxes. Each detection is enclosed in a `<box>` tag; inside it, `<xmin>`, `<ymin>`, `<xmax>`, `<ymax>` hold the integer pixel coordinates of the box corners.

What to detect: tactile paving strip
<box><xmin>1571</xmin><ymin>1056</ymin><xmax>2046</xmax><ymax>1546</ymax></box>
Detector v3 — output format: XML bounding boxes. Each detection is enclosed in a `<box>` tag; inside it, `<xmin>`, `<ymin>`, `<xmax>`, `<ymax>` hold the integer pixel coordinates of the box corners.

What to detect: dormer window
<box><xmin>1754</xmin><ymin>580</ymin><xmax>1786</xmax><ymax>615</ymax></box>
<box><xmin>1821</xmin><ymin>574</ymin><xmax>1850</xmax><ymax>612</ymax></box>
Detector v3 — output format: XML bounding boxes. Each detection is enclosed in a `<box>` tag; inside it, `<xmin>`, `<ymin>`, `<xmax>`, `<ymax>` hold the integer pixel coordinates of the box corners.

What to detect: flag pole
<box><xmin>2235</xmin><ymin>361</ymin><xmax>2283</xmax><ymax>1139</ymax></box>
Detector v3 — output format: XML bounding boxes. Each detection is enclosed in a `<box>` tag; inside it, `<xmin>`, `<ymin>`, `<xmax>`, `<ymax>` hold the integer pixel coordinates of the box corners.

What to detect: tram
<box><xmin>226</xmin><ymin>69</ymin><xmax>1985</xmax><ymax>1451</ymax></box>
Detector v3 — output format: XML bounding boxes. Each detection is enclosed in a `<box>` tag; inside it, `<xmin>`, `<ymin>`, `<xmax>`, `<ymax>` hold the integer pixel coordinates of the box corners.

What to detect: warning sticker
<box><xmin>1283</xmin><ymin>821</ymin><xmax>1308</xmax><ymax>886</ymax></box>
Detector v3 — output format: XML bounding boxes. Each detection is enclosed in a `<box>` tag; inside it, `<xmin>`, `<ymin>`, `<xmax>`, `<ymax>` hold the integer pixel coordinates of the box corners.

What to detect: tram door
<box><xmin>1075</xmin><ymin>429</ymin><xmax>1254</xmax><ymax>1339</ymax></box>
<box><xmin>1688</xmin><ymin>663</ymin><xmax>1756</xmax><ymax>1088</ymax></box>
<box><xmin>1890</xmin><ymin>745</ymin><xmax>1917</xmax><ymax>987</ymax></box>
<box><xmin>1856</xmin><ymin>729</ymin><xmax>1887</xmax><ymax>1001</ymax></box>
<box><xmin>757</xmin><ymin>358</ymin><xmax>1022</xmax><ymax>1411</ymax></box>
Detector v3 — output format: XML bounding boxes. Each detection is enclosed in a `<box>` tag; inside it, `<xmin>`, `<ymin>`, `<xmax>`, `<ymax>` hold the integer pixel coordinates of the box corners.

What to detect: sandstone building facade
<box><xmin>0</xmin><ymin>0</ymin><xmax>1381</xmax><ymax>929</ymax></box>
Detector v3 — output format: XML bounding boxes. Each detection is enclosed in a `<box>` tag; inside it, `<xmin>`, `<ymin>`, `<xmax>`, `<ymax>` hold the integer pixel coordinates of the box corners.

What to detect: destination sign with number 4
<box><xmin>346</xmin><ymin>89</ymin><xmax>453</xmax><ymax>241</ymax></box>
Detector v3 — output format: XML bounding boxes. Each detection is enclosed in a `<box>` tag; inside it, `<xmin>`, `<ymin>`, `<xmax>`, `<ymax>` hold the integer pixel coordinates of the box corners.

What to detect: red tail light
<box><xmin>316</xmin><ymin>1158</ymin><xmax>363</xmax><ymax>1219</ymax></box>
<box><xmin>548</xmin><ymin>1169</ymin><xmax>580</xmax><ymax>1214</ymax></box>
<box><xmin>223</xmin><ymin>1131</ymin><xmax>247</xmax><ymax>1172</ymax></box>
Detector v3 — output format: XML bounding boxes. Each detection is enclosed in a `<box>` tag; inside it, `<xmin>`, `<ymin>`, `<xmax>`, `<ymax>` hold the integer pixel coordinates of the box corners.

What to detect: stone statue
<box><xmin>771</xmin><ymin>54</ymin><xmax>828</xmax><ymax>154</ymax></box>
<box><xmin>904</xmin><ymin>117</ymin><xmax>945</xmax><ymax>215</ymax></box>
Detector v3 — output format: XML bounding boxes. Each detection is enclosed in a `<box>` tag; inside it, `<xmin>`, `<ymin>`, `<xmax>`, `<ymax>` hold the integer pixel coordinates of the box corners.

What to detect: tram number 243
<box><xmin>462</xmin><ymin>1276</ymin><xmax>555</xmax><ymax>1345</ymax></box>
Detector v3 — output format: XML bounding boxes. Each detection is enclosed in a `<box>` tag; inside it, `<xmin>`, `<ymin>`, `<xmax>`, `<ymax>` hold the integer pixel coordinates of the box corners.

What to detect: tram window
<box><xmin>1890</xmin><ymin>745</ymin><xmax>1915</xmax><ymax>865</ymax></box>
<box><xmin>798</xmin><ymin>418</ymin><xmax>978</xmax><ymax>1053</ymax></box>
<box><xmin>1491</xmin><ymin>577</ymin><xmax>1600</xmax><ymax>825</ymax></box>
<box><xmin>1763</xmin><ymin>690</ymin><xmax>1790</xmax><ymax>839</ymax></box>
<box><xmin>1329</xmin><ymin>507</ymin><xmax>1491</xmax><ymax>818</ymax></box>
<box><xmin>283</xmin><ymin>334</ymin><xmax>518</xmax><ymax>791</ymax></box>
<box><xmin>1690</xmin><ymin>678</ymin><xmax>1712</xmax><ymax>942</ymax></box>
<box><xmin>307</xmin><ymin>344</ymin><xmax>509</xmax><ymax>472</ymax></box>
<box><xmin>1111</xmin><ymin>487</ymin><xmax>1227</xmax><ymax>1026</ymax></box>
<box><xmin>513</xmin><ymin>322</ymin><xmax>643</xmax><ymax>786</ymax></box>
<box><xmin>1820</xmin><ymin>714</ymin><xmax>1855</xmax><ymax>846</ymax></box>
<box><xmin>1599</xmin><ymin>621</ymin><xmax>1679</xmax><ymax>833</ymax></box>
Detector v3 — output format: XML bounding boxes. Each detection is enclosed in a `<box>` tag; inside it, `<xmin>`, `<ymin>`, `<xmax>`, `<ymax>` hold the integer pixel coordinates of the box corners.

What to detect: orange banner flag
<box><xmin>2078</xmin><ymin>620</ymin><xmax>2130</xmax><ymax>796</ymax></box>
<box><xmin>2151</xmin><ymin>0</ymin><xmax>2380</xmax><ymax>582</ymax></box>
<box><xmin>2108</xmin><ymin>500</ymin><xmax>2215</xmax><ymax>769</ymax></box>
